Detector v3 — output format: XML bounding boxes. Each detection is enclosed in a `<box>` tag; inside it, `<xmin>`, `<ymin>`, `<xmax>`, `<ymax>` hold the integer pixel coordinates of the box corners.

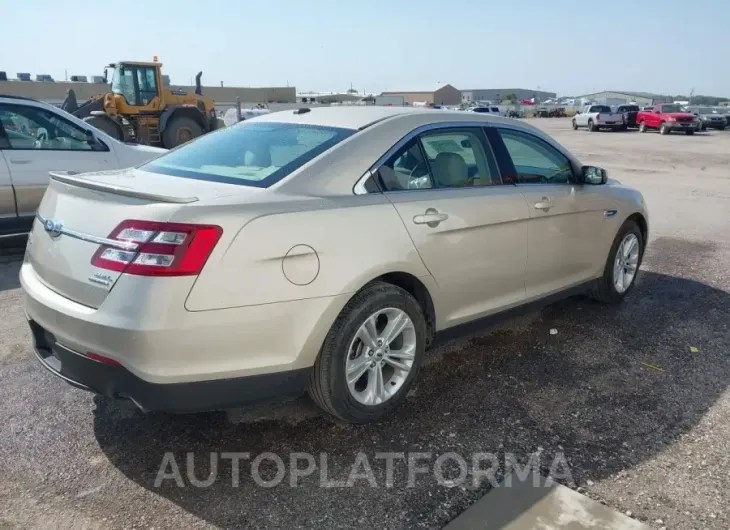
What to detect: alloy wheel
<box><xmin>345</xmin><ymin>308</ymin><xmax>416</xmax><ymax>406</ymax></box>
<box><xmin>613</xmin><ymin>233</ymin><xmax>640</xmax><ymax>294</ymax></box>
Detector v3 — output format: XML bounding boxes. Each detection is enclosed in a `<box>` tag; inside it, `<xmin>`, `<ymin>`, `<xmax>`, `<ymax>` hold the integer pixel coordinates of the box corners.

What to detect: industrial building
<box><xmin>0</xmin><ymin>79</ymin><xmax>296</xmax><ymax>106</ymax></box>
<box><xmin>574</xmin><ymin>91</ymin><xmax>672</xmax><ymax>107</ymax></box>
<box><xmin>380</xmin><ymin>84</ymin><xmax>461</xmax><ymax>106</ymax></box>
<box><xmin>461</xmin><ymin>88</ymin><xmax>557</xmax><ymax>104</ymax></box>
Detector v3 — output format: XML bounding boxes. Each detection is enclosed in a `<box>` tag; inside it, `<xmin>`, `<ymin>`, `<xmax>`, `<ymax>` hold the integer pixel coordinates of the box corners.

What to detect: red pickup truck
<box><xmin>636</xmin><ymin>104</ymin><xmax>699</xmax><ymax>135</ymax></box>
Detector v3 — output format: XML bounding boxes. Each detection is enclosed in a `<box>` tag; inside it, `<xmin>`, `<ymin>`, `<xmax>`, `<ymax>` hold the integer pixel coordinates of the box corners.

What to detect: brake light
<box><xmin>90</xmin><ymin>220</ymin><xmax>222</xmax><ymax>276</ymax></box>
<box><xmin>596</xmin><ymin>113</ymin><xmax>600</xmax><ymax>120</ymax></box>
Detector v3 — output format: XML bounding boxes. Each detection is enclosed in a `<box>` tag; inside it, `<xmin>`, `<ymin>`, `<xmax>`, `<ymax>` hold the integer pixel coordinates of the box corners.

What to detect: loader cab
<box><xmin>108</xmin><ymin>62</ymin><xmax>161</xmax><ymax>109</ymax></box>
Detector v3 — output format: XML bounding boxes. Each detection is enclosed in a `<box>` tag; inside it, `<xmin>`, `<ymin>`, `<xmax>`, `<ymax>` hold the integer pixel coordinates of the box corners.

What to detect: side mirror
<box><xmin>582</xmin><ymin>166</ymin><xmax>607</xmax><ymax>185</ymax></box>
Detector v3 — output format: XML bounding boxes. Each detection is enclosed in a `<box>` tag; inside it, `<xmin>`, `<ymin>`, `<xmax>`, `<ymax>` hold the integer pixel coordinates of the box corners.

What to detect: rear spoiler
<box><xmin>49</xmin><ymin>171</ymin><xmax>199</xmax><ymax>204</ymax></box>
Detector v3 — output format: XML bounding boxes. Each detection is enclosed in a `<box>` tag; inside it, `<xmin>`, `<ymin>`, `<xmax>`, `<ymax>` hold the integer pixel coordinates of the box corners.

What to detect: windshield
<box><xmin>142</xmin><ymin>121</ymin><xmax>354</xmax><ymax>188</ymax></box>
<box><xmin>110</xmin><ymin>66</ymin><xmax>136</xmax><ymax>103</ymax></box>
<box><xmin>660</xmin><ymin>105</ymin><xmax>683</xmax><ymax>113</ymax></box>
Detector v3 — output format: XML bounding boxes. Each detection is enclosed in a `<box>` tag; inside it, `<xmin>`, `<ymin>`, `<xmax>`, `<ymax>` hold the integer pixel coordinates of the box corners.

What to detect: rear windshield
<box><xmin>141</xmin><ymin>122</ymin><xmax>354</xmax><ymax>188</ymax></box>
<box><xmin>590</xmin><ymin>105</ymin><xmax>612</xmax><ymax>113</ymax></box>
<box><xmin>619</xmin><ymin>105</ymin><xmax>639</xmax><ymax>112</ymax></box>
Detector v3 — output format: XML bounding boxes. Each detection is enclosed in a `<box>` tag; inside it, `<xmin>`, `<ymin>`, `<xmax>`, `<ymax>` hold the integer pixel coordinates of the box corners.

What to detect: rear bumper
<box><xmin>21</xmin><ymin>261</ymin><xmax>350</xmax><ymax>385</ymax></box>
<box><xmin>29</xmin><ymin>319</ymin><xmax>310</xmax><ymax>412</ymax></box>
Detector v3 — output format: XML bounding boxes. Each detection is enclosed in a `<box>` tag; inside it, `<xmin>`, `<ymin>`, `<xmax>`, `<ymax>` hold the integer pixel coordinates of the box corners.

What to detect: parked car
<box><xmin>572</xmin><ymin>105</ymin><xmax>624</xmax><ymax>131</ymax></box>
<box><xmin>470</xmin><ymin>106</ymin><xmax>501</xmax><ymax>115</ymax></box>
<box><xmin>22</xmin><ymin>107</ymin><xmax>648</xmax><ymax>423</ymax></box>
<box><xmin>636</xmin><ymin>104</ymin><xmax>699</xmax><ymax>135</ymax></box>
<box><xmin>685</xmin><ymin>106</ymin><xmax>727</xmax><ymax>131</ymax></box>
<box><xmin>0</xmin><ymin>95</ymin><xmax>165</xmax><ymax>239</ymax></box>
<box><xmin>616</xmin><ymin>104</ymin><xmax>640</xmax><ymax>129</ymax></box>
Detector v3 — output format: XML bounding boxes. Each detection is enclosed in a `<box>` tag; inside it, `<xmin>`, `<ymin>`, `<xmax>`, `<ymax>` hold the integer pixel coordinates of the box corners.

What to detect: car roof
<box><xmin>250</xmin><ymin>106</ymin><xmax>456</xmax><ymax>130</ymax></box>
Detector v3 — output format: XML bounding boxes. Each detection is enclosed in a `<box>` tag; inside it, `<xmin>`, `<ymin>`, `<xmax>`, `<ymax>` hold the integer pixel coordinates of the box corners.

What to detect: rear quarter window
<box><xmin>141</xmin><ymin>122</ymin><xmax>354</xmax><ymax>188</ymax></box>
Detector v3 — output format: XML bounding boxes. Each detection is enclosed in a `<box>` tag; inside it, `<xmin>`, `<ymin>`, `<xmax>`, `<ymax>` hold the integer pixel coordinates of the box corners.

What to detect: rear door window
<box><xmin>142</xmin><ymin>122</ymin><xmax>354</xmax><ymax>188</ymax></box>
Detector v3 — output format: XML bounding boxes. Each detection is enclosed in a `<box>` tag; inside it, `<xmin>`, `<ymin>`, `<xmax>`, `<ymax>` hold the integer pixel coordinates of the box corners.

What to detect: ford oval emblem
<box><xmin>44</xmin><ymin>218</ymin><xmax>63</xmax><ymax>238</ymax></box>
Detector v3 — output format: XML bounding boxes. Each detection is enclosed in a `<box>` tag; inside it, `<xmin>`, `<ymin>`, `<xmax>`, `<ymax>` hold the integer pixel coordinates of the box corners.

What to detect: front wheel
<box><xmin>162</xmin><ymin>116</ymin><xmax>204</xmax><ymax>148</ymax></box>
<box><xmin>308</xmin><ymin>282</ymin><xmax>427</xmax><ymax>423</ymax></box>
<box><xmin>591</xmin><ymin>220</ymin><xmax>644</xmax><ymax>304</ymax></box>
<box><xmin>572</xmin><ymin>119</ymin><xmax>578</xmax><ymax>130</ymax></box>
<box><xmin>686</xmin><ymin>129</ymin><xmax>695</xmax><ymax>135</ymax></box>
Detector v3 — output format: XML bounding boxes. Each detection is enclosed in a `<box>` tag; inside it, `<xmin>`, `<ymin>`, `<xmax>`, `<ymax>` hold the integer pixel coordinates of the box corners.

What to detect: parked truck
<box><xmin>616</xmin><ymin>104</ymin><xmax>640</xmax><ymax>129</ymax></box>
<box><xmin>636</xmin><ymin>104</ymin><xmax>699</xmax><ymax>135</ymax></box>
<box><xmin>572</xmin><ymin>105</ymin><xmax>624</xmax><ymax>131</ymax></box>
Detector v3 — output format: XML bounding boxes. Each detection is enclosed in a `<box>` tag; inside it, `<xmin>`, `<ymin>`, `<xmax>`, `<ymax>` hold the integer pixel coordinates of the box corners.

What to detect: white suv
<box><xmin>0</xmin><ymin>95</ymin><xmax>165</xmax><ymax>239</ymax></box>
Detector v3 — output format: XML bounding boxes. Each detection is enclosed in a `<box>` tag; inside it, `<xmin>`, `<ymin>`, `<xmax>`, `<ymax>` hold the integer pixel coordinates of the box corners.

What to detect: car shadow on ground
<box><xmin>0</xmin><ymin>255</ymin><xmax>22</xmax><ymax>292</ymax></box>
<box><xmin>92</xmin><ymin>241</ymin><xmax>730</xmax><ymax>529</ymax></box>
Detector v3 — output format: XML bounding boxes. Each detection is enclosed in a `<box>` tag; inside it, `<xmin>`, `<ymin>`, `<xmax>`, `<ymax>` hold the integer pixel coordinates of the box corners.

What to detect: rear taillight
<box><xmin>90</xmin><ymin>220</ymin><xmax>222</xmax><ymax>276</ymax></box>
<box><xmin>596</xmin><ymin>113</ymin><xmax>601</xmax><ymax>120</ymax></box>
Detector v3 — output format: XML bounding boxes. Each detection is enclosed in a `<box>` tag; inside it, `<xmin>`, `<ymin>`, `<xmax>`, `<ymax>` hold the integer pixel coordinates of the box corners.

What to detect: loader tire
<box><xmin>162</xmin><ymin>116</ymin><xmax>204</xmax><ymax>148</ymax></box>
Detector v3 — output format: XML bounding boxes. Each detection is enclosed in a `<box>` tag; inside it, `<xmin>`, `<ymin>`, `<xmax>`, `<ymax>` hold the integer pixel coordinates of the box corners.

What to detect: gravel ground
<box><xmin>0</xmin><ymin>119</ymin><xmax>728</xmax><ymax>530</ymax></box>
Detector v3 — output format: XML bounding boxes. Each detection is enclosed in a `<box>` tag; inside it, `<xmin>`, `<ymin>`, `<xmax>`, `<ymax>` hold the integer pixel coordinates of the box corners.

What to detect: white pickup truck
<box><xmin>572</xmin><ymin>105</ymin><xmax>625</xmax><ymax>132</ymax></box>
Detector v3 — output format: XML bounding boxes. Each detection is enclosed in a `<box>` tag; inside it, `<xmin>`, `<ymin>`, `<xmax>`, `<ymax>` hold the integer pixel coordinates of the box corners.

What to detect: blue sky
<box><xmin>3</xmin><ymin>0</ymin><xmax>728</xmax><ymax>96</ymax></box>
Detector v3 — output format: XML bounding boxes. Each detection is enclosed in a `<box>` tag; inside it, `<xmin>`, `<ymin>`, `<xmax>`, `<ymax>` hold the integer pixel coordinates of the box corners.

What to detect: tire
<box><xmin>638</xmin><ymin>121</ymin><xmax>646</xmax><ymax>133</ymax></box>
<box><xmin>572</xmin><ymin>119</ymin><xmax>578</xmax><ymax>130</ymax></box>
<box><xmin>590</xmin><ymin>220</ymin><xmax>643</xmax><ymax>304</ymax></box>
<box><xmin>308</xmin><ymin>281</ymin><xmax>427</xmax><ymax>423</ymax></box>
<box><xmin>588</xmin><ymin>120</ymin><xmax>596</xmax><ymax>132</ymax></box>
<box><xmin>162</xmin><ymin>116</ymin><xmax>204</xmax><ymax>148</ymax></box>
<box><xmin>83</xmin><ymin>115</ymin><xmax>123</xmax><ymax>141</ymax></box>
<box><xmin>686</xmin><ymin>129</ymin><xmax>694</xmax><ymax>135</ymax></box>
<box><xmin>718</xmin><ymin>126</ymin><xmax>726</xmax><ymax>131</ymax></box>
<box><xmin>659</xmin><ymin>122</ymin><xmax>669</xmax><ymax>135</ymax></box>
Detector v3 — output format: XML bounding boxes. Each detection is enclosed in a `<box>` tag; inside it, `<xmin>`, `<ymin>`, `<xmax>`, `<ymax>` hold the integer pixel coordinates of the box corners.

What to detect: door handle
<box><xmin>9</xmin><ymin>159</ymin><xmax>32</xmax><ymax>164</ymax></box>
<box><xmin>534</xmin><ymin>197</ymin><xmax>552</xmax><ymax>211</ymax></box>
<box><xmin>413</xmin><ymin>208</ymin><xmax>449</xmax><ymax>227</ymax></box>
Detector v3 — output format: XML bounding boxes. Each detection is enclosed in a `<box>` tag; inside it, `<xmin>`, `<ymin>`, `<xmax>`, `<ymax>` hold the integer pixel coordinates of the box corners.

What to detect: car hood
<box><xmin>125</xmin><ymin>143</ymin><xmax>167</xmax><ymax>154</ymax></box>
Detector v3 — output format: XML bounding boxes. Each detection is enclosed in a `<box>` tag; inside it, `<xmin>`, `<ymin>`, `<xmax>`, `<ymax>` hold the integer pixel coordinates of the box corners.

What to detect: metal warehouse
<box><xmin>574</xmin><ymin>91</ymin><xmax>672</xmax><ymax>107</ymax></box>
<box><xmin>380</xmin><ymin>84</ymin><xmax>461</xmax><ymax>106</ymax></box>
<box><xmin>461</xmin><ymin>88</ymin><xmax>557</xmax><ymax>104</ymax></box>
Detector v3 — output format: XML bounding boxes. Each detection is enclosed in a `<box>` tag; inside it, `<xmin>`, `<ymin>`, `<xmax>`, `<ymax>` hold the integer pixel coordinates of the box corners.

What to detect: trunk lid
<box><xmin>27</xmin><ymin>168</ymin><xmax>246</xmax><ymax>309</ymax></box>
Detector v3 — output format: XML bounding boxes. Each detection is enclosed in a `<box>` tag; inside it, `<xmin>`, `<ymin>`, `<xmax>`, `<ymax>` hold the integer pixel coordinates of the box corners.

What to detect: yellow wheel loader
<box><xmin>65</xmin><ymin>59</ymin><xmax>218</xmax><ymax>148</ymax></box>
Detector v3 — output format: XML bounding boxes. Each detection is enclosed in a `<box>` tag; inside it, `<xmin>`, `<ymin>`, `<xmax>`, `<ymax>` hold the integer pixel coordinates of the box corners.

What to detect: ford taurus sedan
<box><xmin>21</xmin><ymin>107</ymin><xmax>648</xmax><ymax>423</ymax></box>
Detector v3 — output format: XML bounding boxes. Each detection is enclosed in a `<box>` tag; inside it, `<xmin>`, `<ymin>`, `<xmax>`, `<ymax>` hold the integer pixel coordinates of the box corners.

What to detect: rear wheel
<box><xmin>308</xmin><ymin>281</ymin><xmax>427</xmax><ymax>423</ymax></box>
<box><xmin>588</xmin><ymin>120</ymin><xmax>596</xmax><ymax>132</ymax></box>
<box><xmin>162</xmin><ymin>116</ymin><xmax>204</xmax><ymax>148</ymax></box>
<box><xmin>638</xmin><ymin>121</ymin><xmax>646</xmax><ymax>133</ymax></box>
<box><xmin>83</xmin><ymin>115</ymin><xmax>123</xmax><ymax>141</ymax></box>
<box><xmin>591</xmin><ymin>220</ymin><xmax>643</xmax><ymax>304</ymax></box>
<box><xmin>659</xmin><ymin>122</ymin><xmax>669</xmax><ymax>135</ymax></box>
<box><xmin>686</xmin><ymin>129</ymin><xmax>695</xmax><ymax>135</ymax></box>
<box><xmin>572</xmin><ymin>119</ymin><xmax>578</xmax><ymax>130</ymax></box>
